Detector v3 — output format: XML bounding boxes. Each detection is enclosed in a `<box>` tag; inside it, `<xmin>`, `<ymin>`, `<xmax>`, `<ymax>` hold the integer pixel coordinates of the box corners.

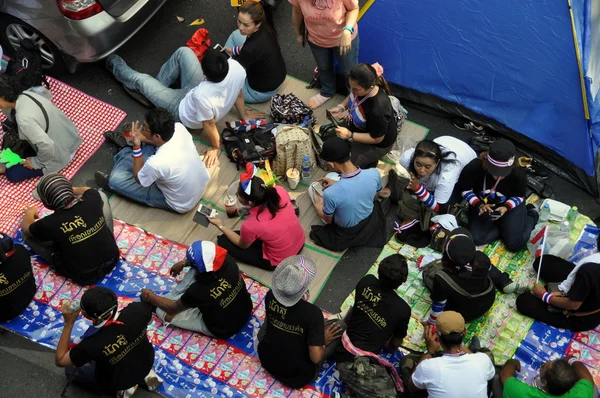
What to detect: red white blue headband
<box><xmin>487</xmin><ymin>153</ymin><xmax>514</xmax><ymax>169</ymax></box>
<box><xmin>240</xmin><ymin>163</ymin><xmax>259</xmax><ymax>195</ymax></box>
<box><xmin>186</xmin><ymin>241</ymin><xmax>227</xmax><ymax>273</ymax></box>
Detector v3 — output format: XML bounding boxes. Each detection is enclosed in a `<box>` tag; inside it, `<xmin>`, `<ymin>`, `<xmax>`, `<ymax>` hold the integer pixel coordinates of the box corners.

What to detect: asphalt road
<box><xmin>2</xmin><ymin>0</ymin><xmax>599</xmax><ymax>397</ymax></box>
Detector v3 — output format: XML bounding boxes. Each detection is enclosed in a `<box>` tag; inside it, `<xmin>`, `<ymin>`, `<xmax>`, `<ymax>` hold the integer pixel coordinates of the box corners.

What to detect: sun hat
<box><xmin>186</xmin><ymin>241</ymin><xmax>227</xmax><ymax>273</ymax></box>
<box><xmin>272</xmin><ymin>255</ymin><xmax>317</xmax><ymax>307</ymax></box>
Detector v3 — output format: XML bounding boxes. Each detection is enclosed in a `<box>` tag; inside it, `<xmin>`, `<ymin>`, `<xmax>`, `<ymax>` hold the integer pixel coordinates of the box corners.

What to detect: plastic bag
<box><xmin>528</xmin><ymin>223</ymin><xmax>574</xmax><ymax>260</ymax></box>
<box><xmin>186</xmin><ymin>28</ymin><xmax>211</xmax><ymax>61</ymax></box>
<box><xmin>568</xmin><ymin>224</ymin><xmax>600</xmax><ymax>263</ymax></box>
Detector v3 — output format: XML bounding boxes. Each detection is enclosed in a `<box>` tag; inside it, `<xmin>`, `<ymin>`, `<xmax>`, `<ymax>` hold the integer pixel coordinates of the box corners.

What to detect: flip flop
<box><xmin>309</xmin><ymin>93</ymin><xmax>332</xmax><ymax>110</ymax></box>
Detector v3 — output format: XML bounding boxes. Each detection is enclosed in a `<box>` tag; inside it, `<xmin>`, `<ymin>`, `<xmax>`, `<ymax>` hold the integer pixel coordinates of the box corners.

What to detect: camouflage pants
<box><xmin>337</xmin><ymin>356</ymin><xmax>398</xmax><ymax>398</ymax></box>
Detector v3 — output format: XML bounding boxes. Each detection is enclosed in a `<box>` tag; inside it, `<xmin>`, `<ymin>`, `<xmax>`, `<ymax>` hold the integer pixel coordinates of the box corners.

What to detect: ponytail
<box><xmin>238</xmin><ymin>177</ymin><xmax>284</xmax><ymax>219</ymax></box>
<box><xmin>349</xmin><ymin>63</ymin><xmax>391</xmax><ymax>95</ymax></box>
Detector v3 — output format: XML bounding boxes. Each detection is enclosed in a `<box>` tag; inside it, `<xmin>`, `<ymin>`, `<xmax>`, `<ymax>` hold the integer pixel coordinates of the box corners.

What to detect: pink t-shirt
<box><xmin>289</xmin><ymin>0</ymin><xmax>359</xmax><ymax>48</ymax></box>
<box><xmin>240</xmin><ymin>186</ymin><xmax>305</xmax><ymax>266</ymax></box>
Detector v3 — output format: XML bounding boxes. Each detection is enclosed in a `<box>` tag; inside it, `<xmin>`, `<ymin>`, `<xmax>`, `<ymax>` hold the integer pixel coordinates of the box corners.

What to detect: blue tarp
<box><xmin>358</xmin><ymin>0</ymin><xmax>599</xmax><ymax>176</ymax></box>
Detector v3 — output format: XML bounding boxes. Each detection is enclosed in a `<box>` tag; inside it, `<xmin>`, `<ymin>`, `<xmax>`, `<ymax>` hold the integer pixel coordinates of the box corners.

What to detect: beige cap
<box><xmin>436</xmin><ymin>311</ymin><xmax>465</xmax><ymax>335</ymax></box>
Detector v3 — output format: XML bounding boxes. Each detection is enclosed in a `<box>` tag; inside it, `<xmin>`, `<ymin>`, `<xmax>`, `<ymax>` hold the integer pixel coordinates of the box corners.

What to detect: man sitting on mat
<box><xmin>96</xmin><ymin>108</ymin><xmax>210</xmax><ymax>214</ymax></box>
<box><xmin>21</xmin><ymin>173</ymin><xmax>119</xmax><ymax>286</ymax></box>
<box><xmin>106</xmin><ymin>47</ymin><xmax>264</xmax><ymax>168</ymax></box>
<box><xmin>141</xmin><ymin>240</ymin><xmax>252</xmax><ymax>338</ymax></box>
<box><xmin>308</xmin><ymin>137</ymin><xmax>386</xmax><ymax>251</ymax></box>
<box><xmin>0</xmin><ymin>232</ymin><xmax>36</xmax><ymax>323</ymax></box>
<box><xmin>0</xmin><ymin>74</ymin><xmax>82</xmax><ymax>183</ymax></box>
<box><xmin>516</xmin><ymin>235</ymin><xmax>600</xmax><ymax>332</ymax></box>
<box><xmin>335</xmin><ymin>254</ymin><xmax>412</xmax><ymax>397</ymax></box>
<box><xmin>55</xmin><ymin>287</ymin><xmax>162</xmax><ymax>397</ymax></box>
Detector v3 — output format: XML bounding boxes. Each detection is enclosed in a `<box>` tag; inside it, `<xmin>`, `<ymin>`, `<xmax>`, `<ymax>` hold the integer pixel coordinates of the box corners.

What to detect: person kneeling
<box><xmin>141</xmin><ymin>241</ymin><xmax>252</xmax><ymax>338</ymax></box>
<box><xmin>55</xmin><ymin>287</ymin><xmax>161</xmax><ymax>398</ymax></box>
<box><xmin>0</xmin><ymin>233</ymin><xmax>36</xmax><ymax>322</ymax></box>
<box><xmin>22</xmin><ymin>173</ymin><xmax>119</xmax><ymax>286</ymax></box>
<box><xmin>97</xmin><ymin>108</ymin><xmax>210</xmax><ymax>213</ymax></box>
<box><xmin>309</xmin><ymin>137</ymin><xmax>386</xmax><ymax>251</ymax></box>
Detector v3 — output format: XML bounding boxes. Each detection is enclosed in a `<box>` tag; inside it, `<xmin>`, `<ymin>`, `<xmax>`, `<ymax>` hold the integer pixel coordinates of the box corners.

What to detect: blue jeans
<box><xmin>108</xmin><ymin>47</ymin><xmax>204</xmax><ymax>120</ymax></box>
<box><xmin>308</xmin><ymin>34</ymin><xmax>360</xmax><ymax>97</ymax></box>
<box><xmin>5</xmin><ymin>165</ymin><xmax>44</xmax><ymax>182</ymax></box>
<box><xmin>108</xmin><ymin>145</ymin><xmax>174</xmax><ymax>211</ymax></box>
<box><xmin>225</xmin><ymin>29</ymin><xmax>280</xmax><ymax>103</ymax></box>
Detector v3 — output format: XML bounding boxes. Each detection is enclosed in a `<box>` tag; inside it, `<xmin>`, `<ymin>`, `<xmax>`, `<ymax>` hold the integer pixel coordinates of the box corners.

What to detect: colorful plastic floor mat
<box><xmin>1</xmin><ymin>219</ymin><xmax>401</xmax><ymax>398</ymax></box>
<box><xmin>0</xmin><ymin>77</ymin><xmax>127</xmax><ymax>235</ymax></box>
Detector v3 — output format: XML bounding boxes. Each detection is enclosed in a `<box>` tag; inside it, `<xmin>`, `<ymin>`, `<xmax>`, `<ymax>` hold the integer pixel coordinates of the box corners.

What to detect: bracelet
<box><xmin>542</xmin><ymin>292</ymin><xmax>553</xmax><ymax>304</ymax></box>
<box><xmin>218</xmin><ymin>225</ymin><xmax>224</xmax><ymax>230</ymax></box>
<box><xmin>567</xmin><ymin>357</ymin><xmax>580</xmax><ymax>366</ymax></box>
<box><xmin>132</xmin><ymin>147</ymin><xmax>142</xmax><ymax>158</ymax></box>
<box><xmin>232</xmin><ymin>46</ymin><xmax>241</xmax><ymax>56</ymax></box>
<box><xmin>343</xmin><ymin>25</ymin><xmax>354</xmax><ymax>34</ymax></box>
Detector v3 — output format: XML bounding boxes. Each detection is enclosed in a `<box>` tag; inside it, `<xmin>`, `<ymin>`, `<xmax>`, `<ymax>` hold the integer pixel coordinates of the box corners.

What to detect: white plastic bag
<box><xmin>528</xmin><ymin>223</ymin><xmax>574</xmax><ymax>260</ymax></box>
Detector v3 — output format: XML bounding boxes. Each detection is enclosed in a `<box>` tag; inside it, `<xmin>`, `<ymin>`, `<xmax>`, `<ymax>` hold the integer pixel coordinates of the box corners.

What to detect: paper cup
<box><xmin>287</xmin><ymin>168</ymin><xmax>300</xmax><ymax>190</ymax></box>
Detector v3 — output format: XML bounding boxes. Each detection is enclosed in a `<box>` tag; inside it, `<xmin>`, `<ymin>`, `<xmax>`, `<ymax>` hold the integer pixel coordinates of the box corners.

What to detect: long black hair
<box><xmin>408</xmin><ymin>140</ymin><xmax>458</xmax><ymax>177</ymax></box>
<box><xmin>349</xmin><ymin>63</ymin><xmax>391</xmax><ymax>95</ymax></box>
<box><xmin>239</xmin><ymin>0</ymin><xmax>278</xmax><ymax>40</ymax></box>
<box><xmin>238</xmin><ymin>176</ymin><xmax>284</xmax><ymax>219</ymax></box>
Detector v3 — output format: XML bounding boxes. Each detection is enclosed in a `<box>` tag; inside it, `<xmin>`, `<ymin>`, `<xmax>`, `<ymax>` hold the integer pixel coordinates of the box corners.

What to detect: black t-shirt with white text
<box><xmin>336</xmin><ymin>275</ymin><xmax>411</xmax><ymax>363</ymax></box>
<box><xmin>69</xmin><ymin>302</ymin><xmax>155</xmax><ymax>392</ymax></box>
<box><xmin>350</xmin><ymin>88</ymin><xmax>397</xmax><ymax>148</ymax></box>
<box><xmin>0</xmin><ymin>244</ymin><xmax>36</xmax><ymax>322</ymax></box>
<box><xmin>568</xmin><ymin>263</ymin><xmax>600</xmax><ymax>328</ymax></box>
<box><xmin>180</xmin><ymin>256</ymin><xmax>252</xmax><ymax>338</ymax></box>
<box><xmin>29</xmin><ymin>189</ymin><xmax>119</xmax><ymax>285</ymax></box>
<box><xmin>258</xmin><ymin>291</ymin><xmax>325</xmax><ymax>388</ymax></box>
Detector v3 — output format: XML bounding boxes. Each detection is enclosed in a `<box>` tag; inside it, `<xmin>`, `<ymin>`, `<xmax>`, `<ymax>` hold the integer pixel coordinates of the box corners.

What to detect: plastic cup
<box><xmin>287</xmin><ymin>168</ymin><xmax>300</xmax><ymax>190</ymax></box>
<box><xmin>224</xmin><ymin>195</ymin><xmax>238</xmax><ymax>218</ymax></box>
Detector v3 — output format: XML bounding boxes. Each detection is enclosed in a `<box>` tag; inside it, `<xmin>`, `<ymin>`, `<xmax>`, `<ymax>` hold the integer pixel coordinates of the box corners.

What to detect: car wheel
<box><xmin>0</xmin><ymin>14</ymin><xmax>67</xmax><ymax>77</ymax></box>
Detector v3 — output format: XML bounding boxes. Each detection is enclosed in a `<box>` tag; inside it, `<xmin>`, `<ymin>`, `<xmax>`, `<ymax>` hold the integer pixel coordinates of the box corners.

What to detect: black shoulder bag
<box><xmin>1</xmin><ymin>93</ymin><xmax>49</xmax><ymax>158</ymax></box>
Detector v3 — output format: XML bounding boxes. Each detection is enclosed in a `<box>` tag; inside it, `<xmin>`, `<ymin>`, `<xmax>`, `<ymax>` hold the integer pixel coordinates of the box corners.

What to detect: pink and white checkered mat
<box><xmin>0</xmin><ymin>77</ymin><xmax>126</xmax><ymax>236</ymax></box>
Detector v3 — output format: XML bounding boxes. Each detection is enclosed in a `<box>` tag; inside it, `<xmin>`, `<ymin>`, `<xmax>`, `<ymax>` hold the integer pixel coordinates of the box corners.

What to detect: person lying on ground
<box><xmin>0</xmin><ymin>232</ymin><xmax>36</xmax><ymax>322</ymax></box>
<box><xmin>401</xmin><ymin>311</ymin><xmax>496</xmax><ymax>398</ymax></box>
<box><xmin>21</xmin><ymin>173</ymin><xmax>118</xmax><ymax>286</ymax></box>
<box><xmin>141</xmin><ymin>240</ymin><xmax>252</xmax><ymax>338</ymax></box>
<box><xmin>308</xmin><ymin>137</ymin><xmax>386</xmax><ymax>251</ymax></box>
<box><xmin>290</xmin><ymin>0</ymin><xmax>359</xmax><ymax>109</ymax></box>
<box><xmin>335</xmin><ymin>254</ymin><xmax>412</xmax><ymax>398</ymax></box>
<box><xmin>208</xmin><ymin>163</ymin><xmax>304</xmax><ymax>271</ymax></box>
<box><xmin>516</xmin><ymin>234</ymin><xmax>600</xmax><ymax>331</ymax></box>
<box><xmin>328</xmin><ymin>63</ymin><xmax>397</xmax><ymax>169</ymax></box>
<box><xmin>383</xmin><ymin>136</ymin><xmax>476</xmax><ymax>247</ymax></box>
<box><xmin>0</xmin><ymin>74</ymin><xmax>82</xmax><ymax>182</ymax></box>
<box><xmin>97</xmin><ymin>108</ymin><xmax>210</xmax><ymax>214</ymax></box>
<box><xmin>498</xmin><ymin>356</ymin><xmax>597</xmax><ymax>398</ymax></box>
<box><xmin>455</xmin><ymin>139</ymin><xmax>538</xmax><ymax>252</ymax></box>
<box><xmin>223</xmin><ymin>0</ymin><xmax>286</xmax><ymax>103</ymax></box>
<box><xmin>106</xmin><ymin>47</ymin><xmax>264</xmax><ymax>168</ymax></box>
<box><xmin>55</xmin><ymin>287</ymin><xmax>162</xmax><ymax>398</ymax></box>
<box><xmin>422</xmin><ymin>227</ymin><xmax>528</xmax><ymax>325</ymax></box>
<box><xmin>258</xmin><ymin>255</ymin><xmax>345</xmax><ymax>389</ymax></box>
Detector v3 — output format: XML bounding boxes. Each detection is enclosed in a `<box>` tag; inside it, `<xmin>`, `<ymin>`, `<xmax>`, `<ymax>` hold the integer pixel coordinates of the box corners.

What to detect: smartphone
<box><xmin>326</xmin><ymin>110</ymin><xmax>340</xmax><ymax>128</ymax></box>
<box><xmin>491</xmin><ymin>210</ymin><xmax>502</xmax><ymax>219</ymax></box>
<box><xmin>213</xmin><ymin>44</ymin><xmax>230</xmax><ymax>58</ymax></box>
<box><xmin>311</xmin><ymin>181</ymin><xmax>324</xmax><ymax>197</ymax></box>
<box><xmin>193</xmin><ymin>204</ymin><xmax>217</xmax><ymax>227</ymax></box>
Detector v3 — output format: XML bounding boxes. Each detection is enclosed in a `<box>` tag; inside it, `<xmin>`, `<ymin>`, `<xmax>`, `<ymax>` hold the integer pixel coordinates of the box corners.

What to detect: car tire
<box><xmin>0</xmin><ymin>14</ymin><xmax>68</xmax><ymax>77</ymax></box>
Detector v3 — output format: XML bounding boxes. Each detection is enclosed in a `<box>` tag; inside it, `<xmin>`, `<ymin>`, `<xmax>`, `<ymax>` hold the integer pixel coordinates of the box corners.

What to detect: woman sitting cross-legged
<box><xmin>423</xmin><ymin>228</ymin><xmax>528</xmax><ymax>325</ymax></box>
<box><xmin>208</xmin><ymin>163</ymin><xmax>305</xmax><ymax>270</ymax></box>
<box><xmin>223</xmin><ymin>0</ymin><xmax>286</xmax><ymax>103</ymax></box>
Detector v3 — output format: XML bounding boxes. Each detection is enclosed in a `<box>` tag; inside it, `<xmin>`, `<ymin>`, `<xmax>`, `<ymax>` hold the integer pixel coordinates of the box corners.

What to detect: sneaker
<box><xmin>453</xmin><ymin>118</ymin><xmax>485</xmax><ymax>133</ymax></box>
<box><xmin>122</xmin><ymin>84</ymin><xmax>154</xmax><ymax>108</ymax></box>
<box><xmin>143</xmin><ymin>368</ymin><xmax>163</xmax><ymax>392</ymax></box>
<box><xmin>518</xmin><ymin>157</ymin><xmax>549</xmax><ymax>179</ymax></box>
<box><xmin>95</xmin><ymin>171</ymin><xmax>112</xmax><ymax>192</ymax></box>
<box><xmin>116</xmin><ymin>385</ymin><xmax>138</xmax><ymax>398</ymax></box>
<box><xmin>503</xmin><ymin>280</ymin><xmax>530</xmax><ymax>294</ymax></box>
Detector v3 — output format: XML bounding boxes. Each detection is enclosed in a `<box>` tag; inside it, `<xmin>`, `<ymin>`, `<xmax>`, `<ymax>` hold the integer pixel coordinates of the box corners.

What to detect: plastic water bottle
<box><xmin>567</xmin><ymin>206</ymin><xmax>578</xmax><ymax>224</ymax></box>
<box><xmin>560</xmin><ymin>221</ymin><xmax>570</xmax><ymax>233</ymax></box>
<box><xmin>301</xmin><ymin>115</ymin><xmax>312</xmax><ymax>128</ymax></box>
<box><xmin>301</xmin><ymin>156</ymin><xmax>311</xmax><ymax>181</ymax></box>
<box><xmin>539</xmin><ymin>203</ymin><xmax>551</xmax><ymax>223</ymax></box>
<box><xmin>69</xmin><ymin>299</ymin><xmax>81</xmax><ymax>313</ymax></box>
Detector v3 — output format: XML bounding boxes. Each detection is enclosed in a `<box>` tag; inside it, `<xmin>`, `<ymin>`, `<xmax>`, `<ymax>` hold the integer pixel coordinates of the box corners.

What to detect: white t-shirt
<box><xmin>400</xmin><ymin>136</ymin><xmax>476</xmax><ymax>204</ymax></box>
<box><xmin>559</xmin><ymin>252</ymin><xmax>600</xmax><ymax>293</ymax></box>
<box><xmin>411</xmin><ymin>353</ymin><xmax>495</xmax><ymax>398</ymax></box>
<box><xmin>137</xmin><ymin>123</ymin><xmax>210</xmax><ymax>213</ymax></box>
<box><xmin>178</xmin><ymin>59</ymin><xmax>246</xmax><ymax>129</ymax></box>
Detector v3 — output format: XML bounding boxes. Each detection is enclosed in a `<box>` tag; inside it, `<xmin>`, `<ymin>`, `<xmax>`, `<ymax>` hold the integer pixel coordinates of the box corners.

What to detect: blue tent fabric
<box><xmin>358</xmin><ymin>0</ymin><xmax>598</xmax><ymax>176</ymax></box>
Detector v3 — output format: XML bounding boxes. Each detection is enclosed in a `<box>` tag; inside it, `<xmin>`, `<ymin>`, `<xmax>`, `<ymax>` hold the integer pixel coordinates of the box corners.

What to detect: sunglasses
<box><xmin>415</xmin><ymin>148</ymin><xmax>438</xmax><ymax>159</ymax></box>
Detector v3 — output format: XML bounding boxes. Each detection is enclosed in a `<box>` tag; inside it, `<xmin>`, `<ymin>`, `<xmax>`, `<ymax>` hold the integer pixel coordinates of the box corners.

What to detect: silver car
<box><xmin>0</xmin><ymin>0</ymin><xmax>167</xmax><ymax>75</ymax></box>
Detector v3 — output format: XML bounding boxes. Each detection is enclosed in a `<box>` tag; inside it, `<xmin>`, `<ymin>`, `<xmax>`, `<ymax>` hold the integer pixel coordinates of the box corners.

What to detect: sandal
<box><xmin>309</xmin><ymin>93</ymin><xmax>332</xmax><ymax>110</ymax></box>
<box><xmin>103</xmin><ymin>126</ymin><xmax>130</xmax><ymax>149</ymax></box>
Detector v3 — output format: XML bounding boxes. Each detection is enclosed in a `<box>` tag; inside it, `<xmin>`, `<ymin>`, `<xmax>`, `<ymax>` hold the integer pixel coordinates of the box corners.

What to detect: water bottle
<box><xmin>69</xmin><ymin>299</ymin><xmax>81</xmax><ymax>313</ymax></box>
<box><xmin>567</xmin><ymin>206</ymin><xmax>578</xmax><ymax>224</ymax></box>
<box><xmin>559</xmin><ymin>221</ymin><xmax>570</xmax><ymax>233</ymax></box>
<box><xmin>539</xmin><ymin>203</ymin><xmax>551</xmax><ymax>223</ymax></box>
<box><xmin>301</xmin><ymin>155</ymin><xmax>311</xmax><ymax>181</ymax></box>
<box><xmin>303</xmin><ymin>115</ymin><xmax>313</xmax><ymax>128</ymax></box>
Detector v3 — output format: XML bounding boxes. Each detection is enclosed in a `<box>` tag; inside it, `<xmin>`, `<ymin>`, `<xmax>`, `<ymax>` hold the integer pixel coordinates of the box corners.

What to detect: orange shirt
<box><xmin>289</xmin><ymin>0</ymin><xmax>359</xmax><ymax>48</ymax></box>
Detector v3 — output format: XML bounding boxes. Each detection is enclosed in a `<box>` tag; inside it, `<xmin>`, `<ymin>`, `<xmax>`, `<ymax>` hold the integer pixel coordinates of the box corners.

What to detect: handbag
<box><xmin>1</xmin><ymin>93</ymin><xmax>49</xmax><ymax>158</ymax></box>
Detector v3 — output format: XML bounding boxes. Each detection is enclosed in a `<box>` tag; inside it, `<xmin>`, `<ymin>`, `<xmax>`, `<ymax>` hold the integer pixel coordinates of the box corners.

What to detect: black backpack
<box><xmin>7</xmin><ymin>39</ymin><xmax>49</xmax><ymax>91</ymax></box>
<box><xmin>222</xmin><ymin>122</ymin><xmax>276</xmax><ymax>169</ymax></box>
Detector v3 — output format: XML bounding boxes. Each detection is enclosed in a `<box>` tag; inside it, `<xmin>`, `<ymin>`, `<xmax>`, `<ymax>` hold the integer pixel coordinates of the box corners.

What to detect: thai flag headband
<box><xmin>487</xmin><ymin>153</ymin><xmax>514</xmax><ymax>169</ymax></box>
<box><xmin>240</xmin><ymin>163</ymin><xmax>259</xmax><ymax>196</ymax></box>
<box><xmin>290</xmin><ymin>256</ymin><xmax>317</xmax><ymax>295</ymax></box>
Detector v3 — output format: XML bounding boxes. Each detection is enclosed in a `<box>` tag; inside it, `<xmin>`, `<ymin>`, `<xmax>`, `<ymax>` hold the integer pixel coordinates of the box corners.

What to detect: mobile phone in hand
<box><xmin>491</xmin><ymin>210</ymin><xmax>502</xmax><ymax>219</ymax></box>
<box><xmin>193</xmin><ymin>204</ymin><xmax>217</xmax><ymax>227</ymax></box>
<box><xmin>213</xmin><ymin>44</ymin><xmax>230</xmax><ymax>58</ymax></box>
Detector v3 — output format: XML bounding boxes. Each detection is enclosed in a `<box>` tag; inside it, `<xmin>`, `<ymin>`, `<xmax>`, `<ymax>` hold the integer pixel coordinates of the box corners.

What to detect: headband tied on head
<box><xmin>487</xmin><ymin>153</ymin><xmax>514</xmax><ymax>169</ymax></box>
<box><xmin>239</xmin><ymin>161</ymin><xmax>278</xmax><ymax>196</ymax></box>
<box><xmin>445</xmin><ymin>233</ymin><xmax>473</xmax><ymax>272</ymax></box>
<box><xmin>371</xmin><ymin>62</ymin><xmax>384</xmax><ymax>77</ymax></box>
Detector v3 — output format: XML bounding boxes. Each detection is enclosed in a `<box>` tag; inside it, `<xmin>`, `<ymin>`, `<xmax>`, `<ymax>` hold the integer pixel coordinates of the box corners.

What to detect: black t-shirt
<box><xmin>430</xmin><ymin>255</ymin><xmax>496</xmax><ymax>322</ymax></box>
<box><xmin>456</xmin><ymin>158</ymin><xmax>527</xmax><ymax>208</ymax></box>
<box><xmin>336</xmin><ymin>275</ymin><xmax>411</xmax><ymax>363</ymax></box>
<box><xmin>236</xmin><ymin>28</ymin><xmax>287</xmax><ymax>92</ymax></box>
<box><xmin>29</xmin><ymin>189</ymin><xmax>119</xmax><ymax>285</ymax></box>
<box><xmin>350</xmin><ymin>88</ymin><xmax>397</xmax><ymax>148</ymax></box>
<box><xmin>180</xmin><ymin>256</ymin><xmax>252</xmax><ymax>338</ymax></box>
<box><xmin>70</xmin><ymin>302</ymin><xmax>155</xmax><ymax>392</ymax></box>
<box><xmin>568</xmin><ymin>263</ymin><xmax>600</xmax><ymax>321</ymax></box>
<box><xmin>0</xmin><ymin>244</ymin><xmax>36</xmax><ymax>322</ymax></box>
<box><xmin>258</xmin><ymin>291</ymin><xmax>325</xmax><ymax>388</ymax></box>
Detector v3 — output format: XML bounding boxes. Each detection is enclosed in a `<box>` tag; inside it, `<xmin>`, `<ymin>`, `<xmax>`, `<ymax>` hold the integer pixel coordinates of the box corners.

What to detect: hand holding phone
<box><xmin>214</xmin><ymin>44</ymin><xmax>231</xmax><ymax>58</ymax></box>
<box><xmin>193</xmin><ymin>204</ymin><xmax>218</xmax><ymax>227</ymax></box>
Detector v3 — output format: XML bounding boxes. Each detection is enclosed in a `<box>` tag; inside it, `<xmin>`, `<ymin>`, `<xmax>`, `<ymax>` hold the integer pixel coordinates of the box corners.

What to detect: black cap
<box><xmin>445</xmin><ymin>227</ymin><xmax>475</xmax><ymax>266</ymax></box>
<box><xmin>320</xmin><ymin>137</ymin><xmax>351</xmax><ymax>162</ymax></box>
<box><xmin>81</xmin><ymin>287</ymin><xmax>118</xmax><ymax>321</ymax></box>
<box><xmin>487</xmin><ymin>139</ymin><xmax>516</xmax><ymax>177</ymax></box>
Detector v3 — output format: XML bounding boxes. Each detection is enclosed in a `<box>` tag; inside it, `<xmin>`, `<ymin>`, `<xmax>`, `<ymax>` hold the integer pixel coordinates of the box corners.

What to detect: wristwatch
<box><xmin>348</xmin><ymin>131</ymin><xmax>354</xmax><ymax>142</ymax></box>
<box><xmin>343</xmin><ymin>25</ymin><xmax>354</xmax><ymax>34</ymax></box>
